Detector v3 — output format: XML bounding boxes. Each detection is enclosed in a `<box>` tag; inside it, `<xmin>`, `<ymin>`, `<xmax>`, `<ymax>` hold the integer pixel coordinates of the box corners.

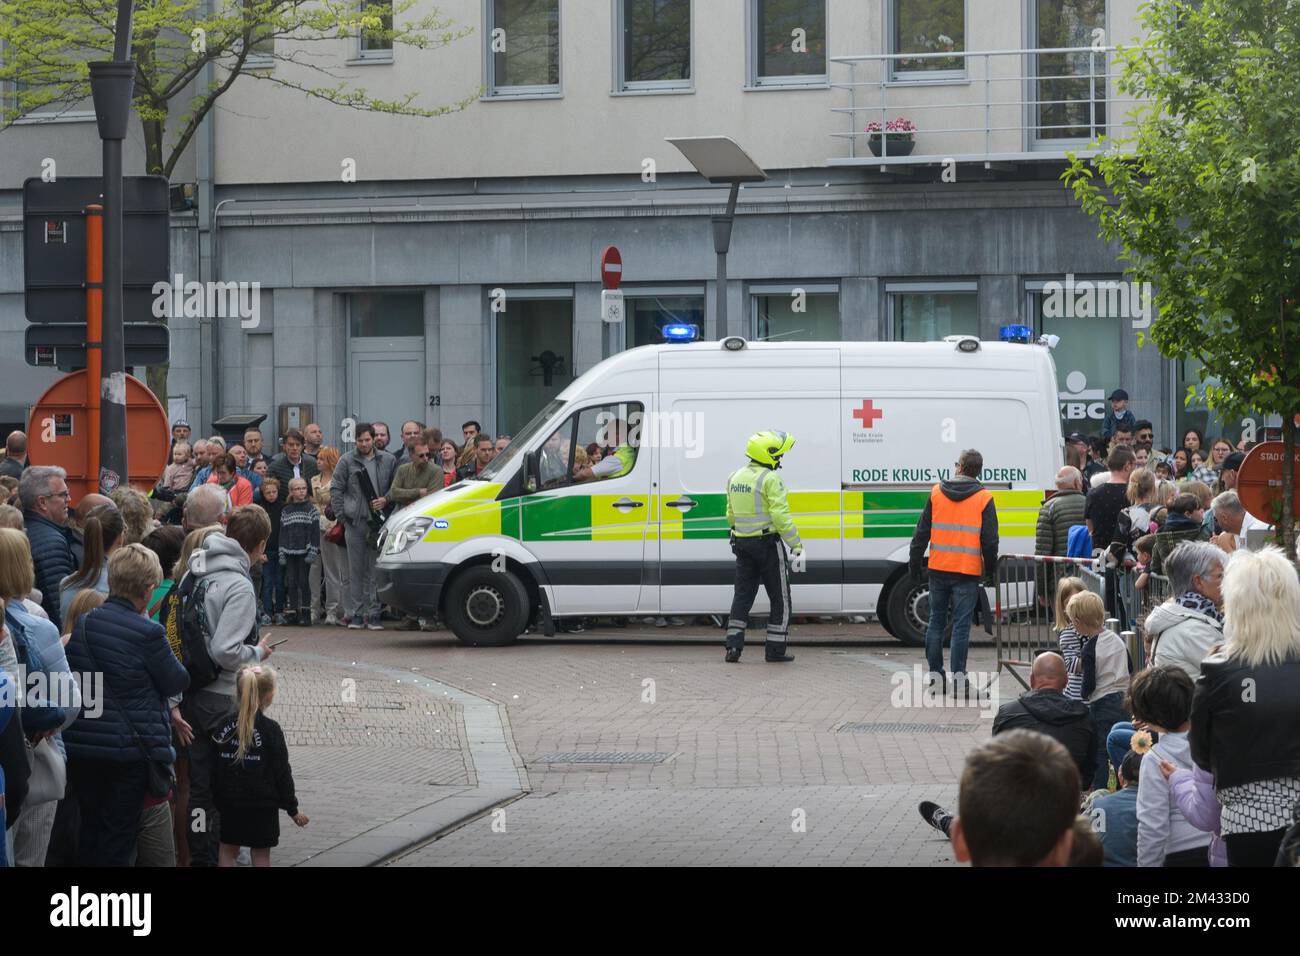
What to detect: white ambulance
<box><xmin>375</xmin><ymin>337</ymin><xmax>1063</xmax><ymax>646</ymax></box>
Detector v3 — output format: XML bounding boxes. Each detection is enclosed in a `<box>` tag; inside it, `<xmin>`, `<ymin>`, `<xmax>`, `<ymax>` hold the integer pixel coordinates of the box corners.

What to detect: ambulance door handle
<box><xmin>666</xmin><ymin>497</ymin><xmax>697</xmax><ymax>512</ymax></box>
<box><xmin>612</xmin><ymin>497</ymin><xmax>644</xmax><ymax>510</ymax></box>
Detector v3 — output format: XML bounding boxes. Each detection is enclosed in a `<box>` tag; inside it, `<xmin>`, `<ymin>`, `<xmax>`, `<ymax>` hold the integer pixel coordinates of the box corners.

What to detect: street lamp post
<box><xmin>666</xmin><ymin>137</ymin><xmax>767</xmax><ymax>338</ymax></box>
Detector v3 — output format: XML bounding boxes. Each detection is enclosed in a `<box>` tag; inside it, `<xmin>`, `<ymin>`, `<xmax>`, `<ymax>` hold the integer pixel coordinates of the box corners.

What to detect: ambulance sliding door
<box><xmin>657</xmin><ymin>347</ymin><xmax>842</xmax><ymax>614</ymax></box>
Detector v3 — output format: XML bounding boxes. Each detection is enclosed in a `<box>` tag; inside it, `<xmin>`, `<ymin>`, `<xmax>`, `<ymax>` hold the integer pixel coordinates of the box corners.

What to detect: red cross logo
<box><xmin>853</xmin><ymin>400</ymin><xmax>884</xmax><ymax>429</ymax></box>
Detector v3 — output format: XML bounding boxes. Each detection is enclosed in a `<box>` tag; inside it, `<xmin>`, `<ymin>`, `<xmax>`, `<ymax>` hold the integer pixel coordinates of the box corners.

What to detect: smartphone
<box><xmin>269</xmin><ymin>638</ymin><xmax>289</xmax><ymax>649</ymax></box>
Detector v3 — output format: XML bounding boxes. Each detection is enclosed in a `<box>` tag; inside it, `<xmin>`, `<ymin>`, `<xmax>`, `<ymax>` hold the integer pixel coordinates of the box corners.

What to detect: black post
<box><xmin>712</xmin><ymin>181</ymin><xmax>740</xmax><ymax>337</ymax></box>
<box><xmin>87</xmin><ymin>1</ymin><xmax>135</xmax><ymax>491</ymax></box>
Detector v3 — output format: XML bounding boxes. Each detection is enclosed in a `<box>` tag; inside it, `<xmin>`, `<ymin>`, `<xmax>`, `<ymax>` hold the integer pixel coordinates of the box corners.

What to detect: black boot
<box><xmin>725</xmin><ymin>646</ymin><xmax>742</xmax><ymax>663</ymax></box>
<box><xmin>765</xmin><ymin>644</ymin><xmax>794</xmax><ymax>663</ymax></box>
<box><xmin>299</xmin><ymin>607</ymin><xmax>312</xmax><ymax>627</ymax></box>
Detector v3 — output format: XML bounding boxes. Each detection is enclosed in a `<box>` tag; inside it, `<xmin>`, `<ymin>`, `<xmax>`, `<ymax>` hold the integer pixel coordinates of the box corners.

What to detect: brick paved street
<box><xmin>269</xmin><ymin>619</ymin><xmax>1009</xmax><ymax>866</ymax></box>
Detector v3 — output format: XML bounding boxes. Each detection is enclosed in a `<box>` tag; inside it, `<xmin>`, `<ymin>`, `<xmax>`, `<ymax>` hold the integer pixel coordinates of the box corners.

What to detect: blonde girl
<box><xmin>1055</xmin><ymin>576</ymin><xmax>1088</xmax><ymax>701</ymax></box>
<box><xmin>213</xmin><ymin>664</ymin><xmax>307</xmax><ymax>866</ymax></box>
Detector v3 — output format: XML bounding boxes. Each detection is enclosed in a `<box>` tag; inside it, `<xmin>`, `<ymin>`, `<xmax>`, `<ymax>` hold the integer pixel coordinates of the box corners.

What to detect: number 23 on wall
<box><xmin>428</xmin><ymin>395</ymin><xmax>441</xmax><ymax>408</ymax></box>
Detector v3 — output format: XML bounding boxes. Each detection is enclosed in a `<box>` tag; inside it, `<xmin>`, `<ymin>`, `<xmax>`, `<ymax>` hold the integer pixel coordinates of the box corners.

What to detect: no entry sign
<box><xmin>601</xmin><ymin>246</ymin><xmax>622</xmax><ymax>290</ymax></box>
<box><xmin>1237</xmin><ymin>440</ymin><xmax>1300</xmax><ymax>524</ymax></box>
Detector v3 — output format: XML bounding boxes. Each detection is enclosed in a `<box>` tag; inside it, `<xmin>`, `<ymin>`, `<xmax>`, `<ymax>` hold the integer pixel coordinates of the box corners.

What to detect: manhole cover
<box><xmin>837</xmin><ymin>722</ymin><xmax>974</xmax><ymax>734</ymax></box>
<box><xmin>533</xmin><ymin>752</ymin><xmax>671</xmax><ymax>764</ymax></box>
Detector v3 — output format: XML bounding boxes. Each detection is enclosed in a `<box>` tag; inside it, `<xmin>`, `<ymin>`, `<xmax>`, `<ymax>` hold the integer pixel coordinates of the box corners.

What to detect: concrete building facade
<box><xmin>0</xmin><ymin>0</ymin><xmax>1240</xmax><ymax>453</ymax></box>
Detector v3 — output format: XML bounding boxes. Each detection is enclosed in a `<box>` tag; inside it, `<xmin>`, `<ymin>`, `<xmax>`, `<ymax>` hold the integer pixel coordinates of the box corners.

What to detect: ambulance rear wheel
<box><xmin>884</xmin><ymin>577</ymin><xmax>951</xmax><ymax>648</ymax></box>
<box><xmin>445</xmin><ymin>566</ymin><xmax>529</xmax><ymax>647</ymax></box>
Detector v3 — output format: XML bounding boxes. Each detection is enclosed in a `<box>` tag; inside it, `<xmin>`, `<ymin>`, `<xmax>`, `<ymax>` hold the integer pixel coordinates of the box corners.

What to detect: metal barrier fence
<box><xmin>995</xmin><ymin>554</ymin><xmax>1162</xmax><ymax>690</ymax></box>
<box><xmin>994</xmin><ymin>554</ymin><xmax>1094</xmax><ymax>690</ymax></box>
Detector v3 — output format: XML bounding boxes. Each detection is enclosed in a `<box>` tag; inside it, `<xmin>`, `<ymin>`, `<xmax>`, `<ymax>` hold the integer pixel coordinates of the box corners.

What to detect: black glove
<box><xmin>910</xmin><ymin>563</ymin><xmax>928</xmax><ymax>583</ymax></box>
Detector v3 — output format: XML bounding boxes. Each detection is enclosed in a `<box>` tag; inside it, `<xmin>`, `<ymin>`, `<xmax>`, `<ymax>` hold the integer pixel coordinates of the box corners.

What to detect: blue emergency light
<box><xmin>999</xmin><ymin>324</ymin><xmax>1035</xmax><ymax>344</ymax></box>
<box><xmin>662</xmin><ymin>323</ymin><xmax>699</xmax><ymax>342</ymax></box>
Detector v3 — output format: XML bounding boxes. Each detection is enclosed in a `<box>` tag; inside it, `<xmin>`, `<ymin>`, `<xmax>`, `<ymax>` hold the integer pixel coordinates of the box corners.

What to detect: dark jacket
<box><xmin>0</xmin><ymin>456</ymin><xmax>24</xmax><ymax>479</ymax></box>
<box><xmin>268</xmin><ymin>452</ymin><xmax>319</xmax><ymax>489</ymax></box>
<box><xmin>1190</xmin><ymin>651</ymin><xmax>1300</xmax><ymax>791</ymax></box>
<box><xmin>0</xmin><ymin>671</ymin><xmax>29</xmax><ymax>828</ymax></box>
<box><xmin>24</xmin><ymin>511</ymin><xmax>76</xmax><ymax>630</ymax></box>
<box><xmin>1035</xmin><ymin>490</ymin><xmax>1086</xmax><ymax>556</ymax></box>
<box><xmin>456</xmin><ymin>459</ymin><xmax>489</xmax><ymax>481</ymax></box>
<box><xmin>908</xmin><ymin>476</ymin><xmax>999</xmax><ymax>583</ymax></box>
<box><xmin>992</xmin><ymin>687</ymin><xmax>1097</xmax><ymax>786</ymax></box>
<box><xmin>1149</xmin><ymin>513</ymin><xmax>1209</xmax><ymax>576</ymax></box>
<box><xmin>63</xmin><ymin>596</ymin><xmax>191</xmax><ymax>763</ymax></box>
<box><xmin>212</xmin><ymin>711</ymin><xmax>298</xmax><ymax>815</ymax></box>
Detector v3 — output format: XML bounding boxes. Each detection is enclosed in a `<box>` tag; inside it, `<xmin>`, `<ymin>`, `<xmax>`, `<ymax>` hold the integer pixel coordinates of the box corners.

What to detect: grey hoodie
<box><xmin>190</xmin><ymin>533</ymin><xmax>265</xmax><ymax>697</ymax></box>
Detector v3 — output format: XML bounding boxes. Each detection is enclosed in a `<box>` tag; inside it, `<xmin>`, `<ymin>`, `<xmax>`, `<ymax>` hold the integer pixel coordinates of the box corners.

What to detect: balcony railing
<box><xmin>829</xmin><ymin>46</ymin><xmax>1140</xmax><ymax>168</ymax></box>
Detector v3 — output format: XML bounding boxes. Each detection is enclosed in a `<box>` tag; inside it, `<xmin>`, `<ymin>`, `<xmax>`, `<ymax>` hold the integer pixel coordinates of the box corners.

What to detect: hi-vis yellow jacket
<box><xmin>726</xmin><ymin>461</ymin><xmax>802</xmax><ymax>550</ymax></box>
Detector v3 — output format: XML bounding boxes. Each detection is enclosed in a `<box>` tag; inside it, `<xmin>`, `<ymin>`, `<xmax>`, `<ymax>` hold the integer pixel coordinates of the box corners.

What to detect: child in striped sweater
<box><xmin>1055</xmin><ymin>576</ymin><xmax>1088</xmax><ymax>701</ymax></box>
<box><xmin>278</xmin><ymin>478</ymin><xmax>320</xmax><ymax>626</ymax></box>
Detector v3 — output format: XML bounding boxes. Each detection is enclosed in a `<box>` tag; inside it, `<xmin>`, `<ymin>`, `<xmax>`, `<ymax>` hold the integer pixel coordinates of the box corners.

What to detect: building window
<box><xmin>888</xmin><ymin>287</ymin><xmax>979</xmax><ymax>341</ymax></box>
<box><xmin>348</xmin><ymin>292</ymin><xmax>424</xmax><ymax>337</ymax></box>
<box><xmin>242</xmin><ymin>0</ymin><xmax>276</xmax><ymax>67</ymax></box>
<box><xmin>751</xmin><ymin>287</ymin><xmax>840</xmax><ymax>341</ymax></box>
<box><xmin>358</xmin><ymin>0</ymin><xmax>395</xmax><ymax>60</ymax></box>
<box><xmin>750</xmin><ymin>0</ymin><xmax>827</xmax><ymax>86</ymax></box>
<box><xmin>888</xmin><ymin>0</ymin><xmax>965</xmax><ymax>80</ymax></box>
<box><xmin>496</xmin><ymin>296</ymin><xmax>574</xmax><ymax>435</ymax></box>
<box><xmin>1026</xmin><ymin>279</ymin><xmax>1124</xmax><ymax>429</ymax></box>
<box><xmin>487</xmin><ymin>0</ymin><xmax>560</xmax><ymax>95</ymax></box>
<box><xmin>1032</xmin><ymin>0</ymin><xmax>1108</xmax><ymax>143</ymax></box>
<box><xmin>625</xmin><ymin>294</ymin><xmax>705</xmax><ymax>349</ymax></box>
<box><xmin>617</xmin><ymin>0</ymin><xmax>692</xmax><ymax>91</ymax></box>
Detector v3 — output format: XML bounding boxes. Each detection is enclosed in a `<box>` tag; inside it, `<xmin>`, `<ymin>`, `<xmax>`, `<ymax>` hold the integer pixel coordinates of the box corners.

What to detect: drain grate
<box><xmin>534</xmin><ymin>751</ymin><xmax>671</xmax><ymax>765</ymax></box>
<box><xmin>837</xmin><ymin>722</ymin><xmax>974</xmax><ymax>735</ymax></box>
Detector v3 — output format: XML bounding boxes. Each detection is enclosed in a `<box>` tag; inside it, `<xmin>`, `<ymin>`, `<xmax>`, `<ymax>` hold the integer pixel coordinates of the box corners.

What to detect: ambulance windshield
<box><xmin>478</xmin><ymin>398</ymin><xmax>567</xmax><ymax>481</ymax></box>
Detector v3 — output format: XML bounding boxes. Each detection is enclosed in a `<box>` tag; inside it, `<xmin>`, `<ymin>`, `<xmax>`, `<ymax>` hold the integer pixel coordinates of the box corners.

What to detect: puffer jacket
<box><xmin>330</xmin><ymin>448</ymin><xmax>397</xmax><ymax>528</ymax></box>
<box><xmin>1145</xmin><ymin>600</ymin><xmax>1224</xmax><ymax>679</ymax></box>
<box><xmin>63</xmin><ymin>596</ymin><xmax>190</xmax><ymax>763</ymax></box>
<box><xmin>24</xmin><ymin>511</ymin><xmax>76</xmax><ymax>630</ymax></box>
<box><xmin>191</xmin><ymin>533</ymin><xmax>265</xmax><ymax>698</ymax></box>
<box><xmin>1035</xmin><ymin>490</ymin><xmax>1086</xmax><ymax>556</ymax></box>
<box><xmin>1191</xmin><ymin>651</ymin><xmax>1300</xmax><ymax>790</ymax></box>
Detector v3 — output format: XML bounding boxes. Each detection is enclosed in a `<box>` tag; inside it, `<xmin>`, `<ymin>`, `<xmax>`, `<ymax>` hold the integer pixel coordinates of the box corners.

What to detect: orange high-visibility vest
<box><xmin>927</xmin><ymin>485</ymin><xmax>992</xmax><ymax>576</ymax></box>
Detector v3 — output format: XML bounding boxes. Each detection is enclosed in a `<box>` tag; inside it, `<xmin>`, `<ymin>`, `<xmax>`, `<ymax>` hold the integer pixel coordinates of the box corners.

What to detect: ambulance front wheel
<box><xmin>445</xmin><ymin>565</ymin><xmax>530</xmax><ymax>647</ymax></box>
<box><xmin>884</xmin><ymin>576</ymin><xmax>951</xmax><ymax>649</ymax></box>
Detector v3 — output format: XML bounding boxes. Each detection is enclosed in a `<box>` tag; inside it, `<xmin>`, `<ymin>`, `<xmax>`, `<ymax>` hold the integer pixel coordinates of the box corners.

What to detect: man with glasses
<box><xmin>17</xmin><ymin>465</ymin><xmax>76</xmax><ymax>629</ymax></box>
<box><xmin>393</xmin><ymin>420</ymin><xmax>425</xmax><ymax>467</ymax></box>
<box><xmin>387</xmin><ymin>440</ymin><xmax>440</xmax><ymax>631</ymax></box>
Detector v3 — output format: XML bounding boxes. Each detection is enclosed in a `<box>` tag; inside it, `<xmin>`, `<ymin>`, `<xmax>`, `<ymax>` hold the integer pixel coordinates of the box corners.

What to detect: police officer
<box><xmin>573</xmin><ymin>418</ymin><xmax>634</xmax><ymax>481</ymax></box>
<box><xmin>724</xmin><ymin>430</ymin><xmax>802</xmax><ymax>663</ymax></box>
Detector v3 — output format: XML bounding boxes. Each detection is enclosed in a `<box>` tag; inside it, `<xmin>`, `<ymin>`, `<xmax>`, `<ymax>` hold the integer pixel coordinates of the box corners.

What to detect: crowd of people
<box><xmin>918</xmin><ymin>393</ymin><xmax>1300</xmax><ymax>867</ymax></box>
<box><xmin>0</xmin><ymin>413</ymin><xmax>511</xmax><ymax>867</ymax></box>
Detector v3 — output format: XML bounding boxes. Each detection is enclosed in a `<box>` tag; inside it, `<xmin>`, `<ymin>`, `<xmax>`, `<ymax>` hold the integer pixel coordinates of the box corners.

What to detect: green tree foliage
<box><xmin>1064</xmin><ymin>0</ymin><xmax>1300</xmax><ymax>558</ymax></box>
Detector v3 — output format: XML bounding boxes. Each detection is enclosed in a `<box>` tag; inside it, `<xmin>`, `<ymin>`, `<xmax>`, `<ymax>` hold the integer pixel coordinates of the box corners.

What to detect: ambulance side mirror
<box><xmin>524</xmin><ymin>451</ymin><xmax>539</xmax><ymax>493</ymax></box>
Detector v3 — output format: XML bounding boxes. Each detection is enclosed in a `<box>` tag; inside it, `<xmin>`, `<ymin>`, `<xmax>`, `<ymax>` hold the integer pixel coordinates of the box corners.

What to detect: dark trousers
<box><xmin>182</xmin><ymin>689</ymin><xmax>236</xmax><ymax>867</ymax></box>
<box><xmin>284</xmin><ymin>555</ymin><xmax>311</xmax><ymax>614</ymax></box>
<box><xmin>1226</xmin><ymin>828</ymin><xmax>1288</xmax><ymax>867</ymax></box>
<box><xmin>67</xmin><ymin>758</ymin><xmax>149</xmax><ymax>867</ymax></box>
<box><xmin>1087</xmin><ymin>691</ymin><xmax>1129</xmax><ymax>791</ymax></box>
<box><xmin>44</xmin><ymin>787</ymin><xmax>81</xmax><ymax>866</ymax></box>
<box><xmin>725</xmin><ymin>533</ymin><xmax>790</xmax><ymax>653</ymax></box>
<box><xmin>1164</xmin><ymin>845</ymin><xmax>1211</xmax><ymax>867</ymax></box>
<box><xmin>261</xmin><ymin>551</ymin><xmax>285</xmax><ymax>616</ymax></box>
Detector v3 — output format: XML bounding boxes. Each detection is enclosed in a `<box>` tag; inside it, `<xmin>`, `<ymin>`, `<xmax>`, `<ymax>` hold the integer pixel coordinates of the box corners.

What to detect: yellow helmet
<box><xmin>746</xmin><ymin>430</ymin><xmax>795</xmax><ymax>468</ymax></box>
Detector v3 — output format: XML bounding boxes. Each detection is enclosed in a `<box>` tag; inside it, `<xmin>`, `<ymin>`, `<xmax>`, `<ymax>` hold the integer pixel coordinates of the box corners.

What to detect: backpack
<box><xmin>1066</xmin><ymin>524</ymin><xmax>1094</xmax><ymax>559</ymax></box>
<box><xmin>176</xmin><ymin>570</ymin><xmax>259</xmax><ymax>691</ymax></box>
<box><xmin>176</xmin><ymin>571</ymin><xmax>222</xmax><ymax>691</ymax></box>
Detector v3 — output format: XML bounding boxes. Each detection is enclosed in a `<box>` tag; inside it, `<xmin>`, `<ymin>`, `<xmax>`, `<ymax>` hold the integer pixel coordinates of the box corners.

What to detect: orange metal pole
<box><xmin>86</xmin><ymin>204</ymin><xmax>103</xmax><ymax>492</ymax></box>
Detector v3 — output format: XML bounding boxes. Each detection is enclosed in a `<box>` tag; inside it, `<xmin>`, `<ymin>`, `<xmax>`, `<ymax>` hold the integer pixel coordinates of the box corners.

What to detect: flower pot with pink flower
<box><xmin>866</xmin><ymin>117</ymin><xmax>918</xmax><ymax>157</ymax></box>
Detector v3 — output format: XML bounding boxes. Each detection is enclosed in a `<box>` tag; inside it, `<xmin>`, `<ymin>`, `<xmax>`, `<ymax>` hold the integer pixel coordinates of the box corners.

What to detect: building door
<box><xmin>345</xmin><ymin>292</ymin><xmax>426</xmax><ymax>441</ymax></box>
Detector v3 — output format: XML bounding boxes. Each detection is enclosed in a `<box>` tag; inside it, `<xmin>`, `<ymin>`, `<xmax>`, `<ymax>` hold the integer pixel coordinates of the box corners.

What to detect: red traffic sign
<box><xmin>600</xmin><ymin>246</ymin><xmax>623</xmax><ymax>290</ymax></box>
<box><xmin>1236</xmin><ymin>440</ymin><xmax>1300</xmax><ymax>524</ymax></box>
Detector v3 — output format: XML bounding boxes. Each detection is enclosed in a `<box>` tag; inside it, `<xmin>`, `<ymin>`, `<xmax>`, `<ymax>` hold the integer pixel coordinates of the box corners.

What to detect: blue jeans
<box><xmin>1089</xmin><ymin>693</ymin><xmax>1129</xmax><ymax>791</ymax></box>
<box><xmin>925</xmin><ymin>572</ymin><xmax>979</xmax><ymax>677</ymax></box>
<box><xmin>1108</xmin><ymin>721</ymin><xmax>1137</xmax><ymax>778</ymax></box>
<box><xmin>261</xmin><ymin>553</ymin><xmax>285</xmax><ymax>616</ymax></box>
